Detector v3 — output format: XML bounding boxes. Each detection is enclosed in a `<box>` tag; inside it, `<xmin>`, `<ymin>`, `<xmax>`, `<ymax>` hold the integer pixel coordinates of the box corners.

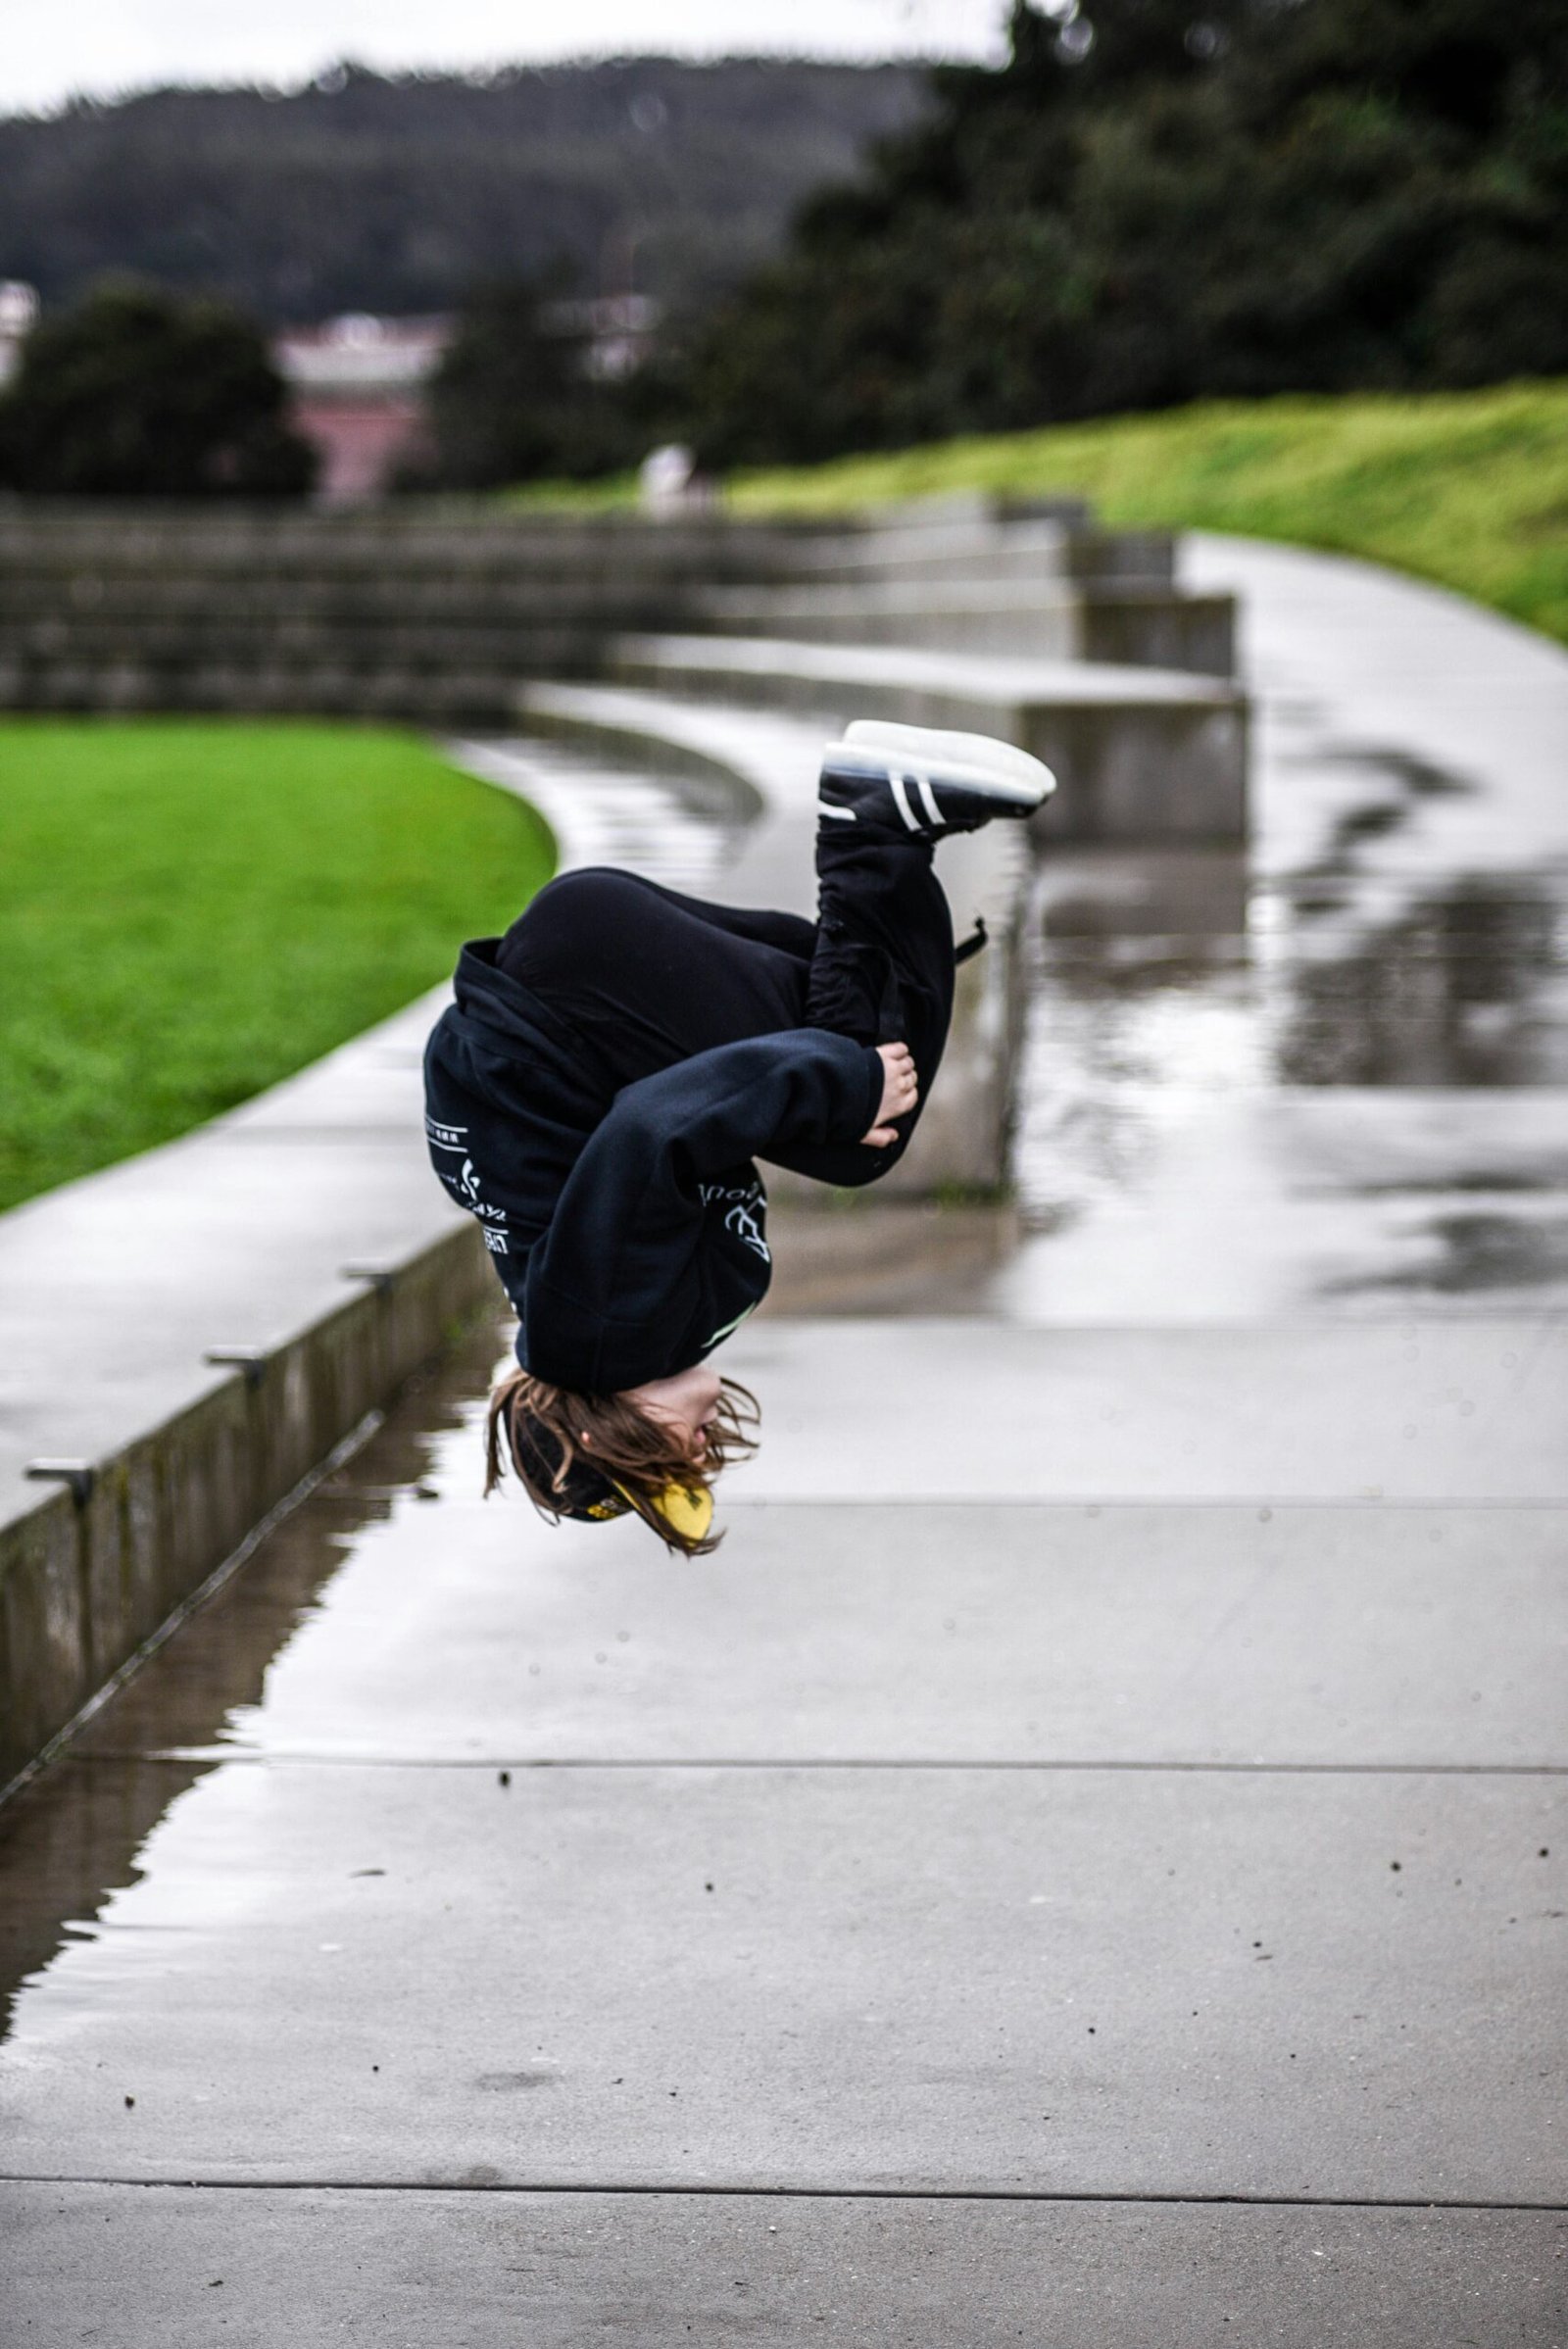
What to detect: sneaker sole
<box><xmin>843</xmin><ymin>718</ymin><xmax>1056</xmax><ymax>803</ymax></box>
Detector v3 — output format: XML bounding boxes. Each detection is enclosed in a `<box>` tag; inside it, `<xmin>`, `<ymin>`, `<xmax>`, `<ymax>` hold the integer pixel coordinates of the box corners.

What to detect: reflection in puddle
<box><xmin>1327</xmin><ymin>1212</ymin><xmax>1568</xmax><ymax>1298</ymax></box>
<box><xmin>1303</xmin><ymin>741</ymin><xmax>1477</xmax><ymax>800</ymax></box>
<box><xmin>1275</xmin><ymin>877</ymin><xmax>1567</xmax><ymax>1087</ymax></box>
<box><xmin>1013</xmin><ymin>698</ymin><xmax>1568</xmax><ymax>1314</ymax></box>
<box><xmin>0</xmin><ymin>1327</ymin><xmax>499</xmax><ymax>2042</ymax></box>
<box><xmin>1030</xmin><ymin>869</ymin><xmax>1567</xmax><ymax>1094</ymax></box>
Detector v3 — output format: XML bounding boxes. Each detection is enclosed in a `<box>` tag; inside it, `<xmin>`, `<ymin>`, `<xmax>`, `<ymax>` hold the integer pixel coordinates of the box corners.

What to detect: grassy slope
<box><xmin>0</xmin><ymin>720</ymin><xmax>553</xmax><ymax>1215</ymax></box>
<box><xmin>727</xmin><ymin>382</ymin><xmax>1568</xmax><ymax>647</ymax></box>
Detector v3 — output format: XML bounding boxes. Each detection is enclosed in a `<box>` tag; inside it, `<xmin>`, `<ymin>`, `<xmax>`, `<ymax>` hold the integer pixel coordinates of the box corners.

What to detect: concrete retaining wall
<box><xmin>0</xmin><ymin>1204</ymin><xmax>492</xmax><ymax>1800</ymax></box>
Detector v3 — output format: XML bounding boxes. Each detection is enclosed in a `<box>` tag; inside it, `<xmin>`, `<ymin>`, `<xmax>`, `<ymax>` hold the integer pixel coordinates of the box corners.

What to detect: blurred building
<box><xmin>274</xmin><ymin>297</ymin><xmax>660</xmax><ymax>503</ymax></box>
<box><xmin>272</xmin><ymin>314</ymin><xmax>449</xmax><ymax>506</ymax></box>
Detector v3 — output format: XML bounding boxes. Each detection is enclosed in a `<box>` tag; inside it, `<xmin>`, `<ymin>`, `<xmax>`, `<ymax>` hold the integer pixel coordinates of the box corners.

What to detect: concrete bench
<box><xmin>607</xmin><ymin>634</ymin><xmax>1249</xmax><ymax>846</ymax></box>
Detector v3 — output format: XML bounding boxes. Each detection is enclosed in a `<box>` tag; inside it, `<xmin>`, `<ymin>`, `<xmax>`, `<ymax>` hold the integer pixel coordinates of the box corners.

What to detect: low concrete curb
<box><xmin>0</xmin><ymin>1218</ymin><xmax>492</xmax><ymax>1798</ymax></box>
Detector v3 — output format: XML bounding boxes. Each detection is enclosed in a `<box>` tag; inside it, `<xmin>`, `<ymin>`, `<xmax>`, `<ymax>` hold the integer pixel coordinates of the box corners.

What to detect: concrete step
<box><xmin>0</xmin><ymin>616</ymin><xmax>636</xmax><ymax>665</ymax></box>
<box><xmin>694</xmin><ymin>582</ymin><xmax>1236</xmax><ymax>673</ymax></box>
<box><xmin>0</xmin><ymin>577</ymin><xmax>703</xmax><ymax>623</ymax></box>
<box><xmin>0</xmin><ymin>510</ymin><xmax>818</xmax><ymax>579</ymax></box>
<box><xmin>773</xmin><ymin>521</ymin><xmax>1176</xmax><ymax>589</ymax></box>
<box><xmin>0</xmin><ymin>656</ymin><xmax>594</xmax><ymax>722</ymax></box>
<box><xmin>606</xmin><ymin>634</ymin><xmax>1250</xmax><ymax>845</ymax></box>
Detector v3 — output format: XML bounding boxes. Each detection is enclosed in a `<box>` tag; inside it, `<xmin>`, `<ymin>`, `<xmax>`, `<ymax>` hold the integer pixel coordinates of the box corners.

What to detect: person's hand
<box><xmin>861</xmin><ymin>1041</ymin><xmax>918</xmax><ymax>1148</ymax></box>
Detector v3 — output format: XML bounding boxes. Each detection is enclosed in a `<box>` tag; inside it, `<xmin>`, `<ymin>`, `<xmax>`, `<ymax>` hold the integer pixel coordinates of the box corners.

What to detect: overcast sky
<box><xmin>0</xmin><ymin>0</ymin><xmax>1011</xmax><ymax>118</ymax></box>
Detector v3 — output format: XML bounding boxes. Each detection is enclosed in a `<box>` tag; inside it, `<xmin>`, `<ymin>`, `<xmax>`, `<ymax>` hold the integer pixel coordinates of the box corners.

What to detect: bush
<box><xmin>0</xmin><ymin>280</ymin><xmax>316</xmax><ymax>496</ymax></box>
<box><xmin>415</xmin><ymin>276</ymin><xmax>654</xmax><ymax>488</ymax></box>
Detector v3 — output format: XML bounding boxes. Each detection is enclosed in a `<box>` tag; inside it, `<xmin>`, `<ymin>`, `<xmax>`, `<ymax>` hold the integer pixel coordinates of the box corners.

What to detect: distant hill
<box><xmin>0</xmin><ymin>59</ymin><xmax>930</xmax><ymax>323</ymax></box>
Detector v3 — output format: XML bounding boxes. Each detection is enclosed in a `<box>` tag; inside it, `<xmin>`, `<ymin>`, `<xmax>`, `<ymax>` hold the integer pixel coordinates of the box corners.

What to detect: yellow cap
<box><xmin>650</xmin><ymin>1478</ymin><xmax>714</xmax><ymax>1542</ymax></box>
<box><xmin>609</xmin><ymin>1476</ymin><xmax>714</xmax><ymax>1544</ymax></box>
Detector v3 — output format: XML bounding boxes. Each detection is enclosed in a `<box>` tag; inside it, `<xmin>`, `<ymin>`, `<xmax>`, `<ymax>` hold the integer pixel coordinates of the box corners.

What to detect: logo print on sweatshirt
<box><xmin>699</xmin><ymin>1180</ymin><xmax>770</xmax><ymax>1265</ymax></box>
<box><xmin>724</xmin><ymin>1199</ymin><xmax>769</xmax><ymax>1263</ymax></box>
<box><xmin>432</xmin><ymin>1129</ymin><xmax>510</xmax><ymax>1248</ymax></box>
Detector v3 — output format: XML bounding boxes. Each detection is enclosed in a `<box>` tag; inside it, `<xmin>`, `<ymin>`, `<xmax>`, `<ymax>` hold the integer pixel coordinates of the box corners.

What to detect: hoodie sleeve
<box><xmin>521</xmin><ymin>1028</ymin><xmax>885</xmax><ymax>1394</ymax></box>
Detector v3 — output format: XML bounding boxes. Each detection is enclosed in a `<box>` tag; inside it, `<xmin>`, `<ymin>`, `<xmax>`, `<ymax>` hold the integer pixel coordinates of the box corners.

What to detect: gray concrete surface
<box><xmin>7</xmin><ymin>2186</ymin><xmax>1558</xmax><ymax>2349</ymax></box>
<box><xmin>717</xmin><ymin>1316</ymin><xmax>1565</xmax><ymax>1501</ymax></box>
<box><xmin>0</xmin><ymin>1308</ymin><xmax>1563</xmax><ymax>2334</ymax></box>
<box><xmin>0</xmin><ymin>504</ymin><xmax>813</xmax><ymax>721</ymax></box>
<box><xmin>1003</xmin><ymin>535</ymin><xmax>1568</xmax><ymax>1323</ymax></box>
<box><xmin>66</xmin><ymin>1495</ymin><xmax>1568</xmax><ymax>1770</ymax></box>
<box><xmin>0</xmin><ymin>1006</ymin><xmax>459</xmax><ymax>1521</ymax></box>
<box><xmin>0</xmin><ymin>499</ymin><xmax>1221</xmax><ymax>725</ymax></box>
<box><xmin>0</xmin><ymin>1753</ymin><xmax>1560</xmax><ymax>2198</ymax></box>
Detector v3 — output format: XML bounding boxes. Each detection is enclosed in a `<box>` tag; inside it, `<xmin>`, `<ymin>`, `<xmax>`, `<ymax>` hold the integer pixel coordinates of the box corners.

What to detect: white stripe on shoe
<box><xmin>914</xmin><ymin>771</ymin><xmax>944</xmax><ymax>827</ymax></box>
<box><xmin>816</xmin><ymin>798</ymin><xmax>858</xmax><ymax>820</ymax></box>
<box><xmin>889</xmin><ymin>773</ymin><xmax>923</xmax><ymax>832</ymax></box>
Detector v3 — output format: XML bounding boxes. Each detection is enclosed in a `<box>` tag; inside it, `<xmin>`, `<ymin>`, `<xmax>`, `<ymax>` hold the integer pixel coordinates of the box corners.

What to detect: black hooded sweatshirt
<box><xmin>423</xmin><ymin>938</ymin><xmax>886</xmax><ymax>1395</ymax></box>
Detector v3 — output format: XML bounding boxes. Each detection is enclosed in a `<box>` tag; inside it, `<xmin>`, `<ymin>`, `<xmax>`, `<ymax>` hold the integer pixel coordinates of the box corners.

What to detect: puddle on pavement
<box><xmin>1028</xmin><ymin>862</ymin><xmax>1568</xmax><ymax>1089</ymax></box>
<box><xmin>0</xmin><ymin>1324</ymin><xmax>504</xmax><ymax>2043</ymax></box>
<box><xmin>1011</xmin><ymin>715</ymin><xmax>1568</xmax><ymax>1314</ymax></box>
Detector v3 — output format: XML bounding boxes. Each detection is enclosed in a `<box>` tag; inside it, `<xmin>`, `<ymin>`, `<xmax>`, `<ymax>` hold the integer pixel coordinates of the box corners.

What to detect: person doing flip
<box><xmin>423</xmin><ymin>720</ymin><xmax>1055</xmax><ymax>1553</ymax></box>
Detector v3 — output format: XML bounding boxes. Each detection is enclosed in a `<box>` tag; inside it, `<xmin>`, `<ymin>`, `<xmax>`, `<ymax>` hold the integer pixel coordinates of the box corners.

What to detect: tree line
<box><xmin>0</xmin><ymin>60</ymin><xmax>924</xmax><ymax>318</ymax></box>
<box><xmin>669</xmin><ymin>0</ymin><xmax>1568</xmax><ymax>467</ymax></box>
<box><xmin>2</xmin><ymin>3</ymin><xmax>1564</xmax><ymax>492</ymax></box>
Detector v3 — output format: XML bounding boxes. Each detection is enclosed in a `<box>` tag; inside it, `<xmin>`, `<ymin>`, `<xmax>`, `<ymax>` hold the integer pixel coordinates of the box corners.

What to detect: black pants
<box><xmin>496</xmin><ymin>819</ymin><xmax>956</xmax><ymax>1185</ymax></box>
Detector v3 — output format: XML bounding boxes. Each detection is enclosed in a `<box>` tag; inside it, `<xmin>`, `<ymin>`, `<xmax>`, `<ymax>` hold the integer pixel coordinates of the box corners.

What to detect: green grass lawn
<box><xmin>0</xmin><ymin>720</ymin><xmax>554</xmax><ymax>1215</ymax></box>
<box><xmin>728</xmin><ymin>381</ymin><xmax>1568</xmax><ymax>648</ymax></box>
<box><xmin>514</xmin><ymin>379</ymin><xmax>1568</xmax><ymax>648</ymax></box>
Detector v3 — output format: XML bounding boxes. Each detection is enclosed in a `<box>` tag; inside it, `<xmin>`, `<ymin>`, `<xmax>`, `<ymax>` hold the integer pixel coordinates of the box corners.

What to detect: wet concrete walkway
<box><xmin>3</xmin><ymin>541</ymin><xmax>1566</xmax><ymax>2341</ymax></box>
<box><xmin>1004</xmin><ymin>534</ymin><xmax>1568</xmax><ymax>1322</ymax></box>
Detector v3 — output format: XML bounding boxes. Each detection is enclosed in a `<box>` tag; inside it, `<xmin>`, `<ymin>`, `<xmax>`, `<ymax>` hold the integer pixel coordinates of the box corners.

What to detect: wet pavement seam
<box><xmin>4</xmin><ymin>2174</ymin><xmax>1565</xmax><ymax>2213</ymax></box>
<box><xmin>55</xmin><ymin>1753</ymin><xmax>1568</xmax><ymax>1777</ymax></box>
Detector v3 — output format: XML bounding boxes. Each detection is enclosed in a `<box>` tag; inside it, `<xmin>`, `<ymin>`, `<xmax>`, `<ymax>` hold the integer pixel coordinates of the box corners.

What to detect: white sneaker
<box><xmin>817</xmin><ymin>720</ymin><xmax>1056</xmax><ymax>837</ymax></box>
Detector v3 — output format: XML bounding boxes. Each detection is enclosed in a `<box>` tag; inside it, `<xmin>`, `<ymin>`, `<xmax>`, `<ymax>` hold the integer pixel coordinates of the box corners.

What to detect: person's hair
<box><xmin>483</xmin><ymin>1368</ymin><xmax>760</xmax><ymax>1558</ymax></box>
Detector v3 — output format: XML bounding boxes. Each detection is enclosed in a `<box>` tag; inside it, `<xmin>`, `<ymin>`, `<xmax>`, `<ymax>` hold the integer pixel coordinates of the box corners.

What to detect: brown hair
<box><xmin>483</xmin><ymin>1368</ymin><xmax>760</xmax><ymax>1557</ymax></box>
